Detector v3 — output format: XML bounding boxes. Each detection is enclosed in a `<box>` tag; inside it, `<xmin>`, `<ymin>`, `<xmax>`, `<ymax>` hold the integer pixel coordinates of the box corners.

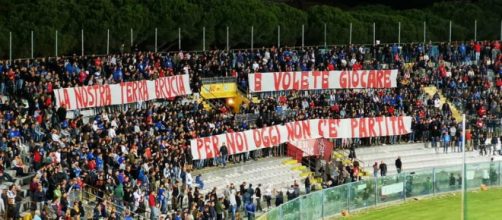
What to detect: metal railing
<box><xmin>259</xmin><ymin>160</ymin><xmax>502</xmax><ymax>220</ymax></box>
<box><xmin>201</xmin><ymin>77</ymin><xmax>236</xmax><ymax>84</ymax></box>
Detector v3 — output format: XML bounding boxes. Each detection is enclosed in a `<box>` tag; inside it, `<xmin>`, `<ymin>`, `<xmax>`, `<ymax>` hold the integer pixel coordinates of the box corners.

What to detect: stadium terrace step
<box><xmin>199</xmin><ymin>157</ymin><xmax>304</xmax><ymax>194</ymax></box>
<box><xmin>361</xmin><ymin>150</ymin><xmax>478</xmax><ymax>169</ymax></box>
<box><xmin>199</xmin><ymin>158</ymin><xmax>287</xmax><ymax>177</ymax></box>
<box><xmin>354</xmin><ymin>143</ymin><xmax>502</xmax><ymax>177</ymax></box>
<box><xmin>385</xmin><ymin>155</ymin><xmax>500</xmax><ymax>176</ymax></box>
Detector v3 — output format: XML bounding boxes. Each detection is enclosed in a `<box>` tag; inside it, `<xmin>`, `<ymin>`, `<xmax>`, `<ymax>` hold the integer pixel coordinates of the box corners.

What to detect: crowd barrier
<box><xmin>260</xmin><ymin>160</ymin><xmax>502</xmax><ymax>220</ymax></box>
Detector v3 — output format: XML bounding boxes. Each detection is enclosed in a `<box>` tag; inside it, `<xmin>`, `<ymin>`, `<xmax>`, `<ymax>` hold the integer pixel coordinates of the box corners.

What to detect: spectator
<box><xmin>373</xmin><ymin>162</ymin><xmax>379</xmax><ymax>177</ymax></box>
<box><xmin>379</xmin><ymin>161</ymin><xmax>387</xmax><ymax>177</ymax></box>
<box><xmin>219</xmin><ymin>142</ymin><xmax>228</xmax><ymax>167</ymax></box>
<box><xmin>395</xmin><ymin>157</ymin><xmax>402</xmax><ymax>174</ymax></box>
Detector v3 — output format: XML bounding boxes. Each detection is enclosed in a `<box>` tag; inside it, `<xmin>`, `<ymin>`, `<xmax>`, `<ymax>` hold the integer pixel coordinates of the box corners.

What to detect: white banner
<box><xmin>54</xmin><ymin>74</ymin><xmax>192</xmax><ymax>110</ymax></box>
<box><xmin>191</xmin><ymin>116</ymin><xmax>412</xmax><ymax>160</ymax></box>
<box><xmin>381</xmin><ymin>182</ymin><xmax>404</xmax><ymax>195</ymax></box>
<box><xmin>248</xmin><ymin>70</ymin><xmax>399</xmax><ymax>92</ymax></box>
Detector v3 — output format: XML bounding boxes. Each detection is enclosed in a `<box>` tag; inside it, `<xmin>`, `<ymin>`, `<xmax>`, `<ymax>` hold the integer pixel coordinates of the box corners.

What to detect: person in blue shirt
<box><xmin>113</xmin><ymin>67</ymin><xmax>123</xmax><ymax>82</ymax></box>
<box><xmin>195</xmin><ymin>174</ymin><xmax>204</xmax><ymax>190</ymax></box>
<box><xmin>245</xmin><ymin>201</ymin><xmax>256</xmax><ymax>220</ymax></box>
<box><xmin>443</xmin><ymin>132</ymin><xmax>451</xmax><ymax>154</ymax></box>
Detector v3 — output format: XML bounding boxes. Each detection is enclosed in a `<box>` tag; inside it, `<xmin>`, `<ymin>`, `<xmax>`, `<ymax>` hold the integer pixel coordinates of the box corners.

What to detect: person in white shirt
<box><xmin>229</xmin><ymin>186</ymin><xmax>237</xmax><ymax>220</ymax></box>
<box><xmin>133</xmin><ymin>188</ymin><xmax>142</xmax><ymax>212</ymax></box>
<box><xmin>108</xmin><ymin>127</ymin><xmax>116</xmax><ymax>139</ymax></box>
<box><xmin>264</xmin><ymin>185</ymin><xmax>273</xmax><ymax>210</ymax></box>
<box><xmin>186</xmin><ymin>172</ymin><xmax>193</xmax><ymax>188</ymax></box>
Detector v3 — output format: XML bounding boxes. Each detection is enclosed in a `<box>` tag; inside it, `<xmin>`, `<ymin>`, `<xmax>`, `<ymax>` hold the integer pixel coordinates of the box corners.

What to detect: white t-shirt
<box><xmin>133</xmin><ymin>191</ymin><xmax>142</xmax><ymax>208</ymax></box>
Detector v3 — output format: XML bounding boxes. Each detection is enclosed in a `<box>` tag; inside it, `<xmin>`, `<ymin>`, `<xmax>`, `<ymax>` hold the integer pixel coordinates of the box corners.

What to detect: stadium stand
<box><xmin>356</xmin><ymin>143</ymin><xmax>501</xmax><ymax>176</ymax></box>
<box><xmin>0</xmin><ymin>39</ymin><xmax>500</xmax><ymax>220</ymax></box>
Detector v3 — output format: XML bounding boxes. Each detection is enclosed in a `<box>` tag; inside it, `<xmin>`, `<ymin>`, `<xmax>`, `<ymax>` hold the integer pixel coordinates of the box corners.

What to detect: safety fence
<box><xmin>259</xmin><ymin>160</ymin><xmax>501</xmax><ymax>220</ymax></box>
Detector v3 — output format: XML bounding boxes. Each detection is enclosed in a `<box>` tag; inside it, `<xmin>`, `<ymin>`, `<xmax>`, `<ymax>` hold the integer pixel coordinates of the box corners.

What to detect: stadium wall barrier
<box><xmin>259</xmin><ymin>160</ymin><xmax>502</xmax><ymax>220</ymax></box>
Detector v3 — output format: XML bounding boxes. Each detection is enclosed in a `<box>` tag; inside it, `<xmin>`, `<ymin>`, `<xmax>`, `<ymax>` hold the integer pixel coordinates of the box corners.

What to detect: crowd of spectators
<box><xmin>0</xmin><ymin>39</ymin><xmax>500</xmax><ymax>220</ymax></box>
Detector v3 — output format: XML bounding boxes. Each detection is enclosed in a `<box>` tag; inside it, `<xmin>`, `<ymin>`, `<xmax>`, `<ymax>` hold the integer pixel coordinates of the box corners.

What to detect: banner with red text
<box><xmin>190</xmin><ymin>116</ymin><xmax>411</xmax><ymax>160</ymax></box>
<box><xmin>54</xmin><ymin>74</ymin><xmax>192</xmax><ymax>110</ymax></box>
<box><xmin>248</xmin><ymin>70</ymin><xmax>398</xmax><ymax>92</ymax></box>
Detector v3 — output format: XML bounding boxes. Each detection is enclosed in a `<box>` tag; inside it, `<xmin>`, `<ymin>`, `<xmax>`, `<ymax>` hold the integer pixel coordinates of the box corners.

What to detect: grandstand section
<box><xmin>355</xmin><ymin>143</ymin><xmax>501</xmax><ymax>176</ymax></box>
<box><xmin>195</xmin><ymin>157</ymin><xmax>305</xmax><ymax>194</ymax></box>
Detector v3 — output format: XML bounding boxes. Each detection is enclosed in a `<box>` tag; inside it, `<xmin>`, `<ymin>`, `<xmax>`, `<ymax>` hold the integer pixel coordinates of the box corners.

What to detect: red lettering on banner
<box><xmin>368</xmin><ymin>118</ymin><xmax>377</xmax><ymax>137</ymax></box>
<box><xmin>301</xmin><ymin>72</ymin><xmax>309</xmax><ymax>90</ymax></box>
<box><xmin>385</xmin><ymin>117</ymin><xmax>390</xmax><ymax>136</ymax></box>
<box><xmin>155</xmin><ymin>77</ymin><xmax>177</xmax><ymax>99</ymax></box>
<box><xmin>286</xmin><ymin>122</ymin><xmax>301</xmax><ymax>141</ymax></box>
<box><xmin>178</xmin><ymin>75</ymin><xmax>186</xmax><ymax>95</ymax></box>
<box><xmin>292</xmin><ymin>72</ymin><xmax>300</xmax><ymax>90</ymax></box>
<box><xmin>390</xmin><ymin>116</ymin><xmax>397</xmax><ymax>135</ymax></box>
<box><xmin>226</xmin><ymin>133</ymin><xmax>237</xmax><ymax>154</ymax></box>
<box><xmin>359</xmin><ymin>118</ymin><xmax>367</xmax><ymax>138</ymax></box>
<box><xmin>300</xmin><ymin>121</ymin><xmax>311</xmax><ymax>139</ymax></box>
<box><xmin>120</xmin><ymin>82</ymin><xmax>126</xmax><ymax>104</ymax></box>
<box><xmin>340</xmin><ymin>71</ymin><xmax>348</xmax><ymax>88</ymax></box>
<box><xmin>262</xmin><ymin>128</ymin><xmax>271</xmax><ymax>147</ymax></box>
<box><xmin>196</xmin><ymin>138</ymin><xmax>204</xmax><ymax>160</ymax></box>
<box><xmin>127</xmin><ymin>82</ymin><xmax>136</xmax><ymax>103</ymax></box>
<box><xmin>368</xmin><ymin>70</ymin><xmax>377</xmax><ymax>88</ymax></box>
<box><xmin>377</xmin><ymin>70</ymin><xmax>384</xmax><ymax>88</ymax></box>
<box><xmin>351</xmin><ymin>71</ymin><xmax>360</xmax><ymax>87</ymax></box>
<box><xmin>226</xmin><ymin>133</ymin><xmax>247</xmax><ymax>154</ymax></box>
<box><xmin>322</xmin><ymin>71</ymin><xmax>329</xmax><ymax>89</ymax></box>
<box><xmin>74</xmin><ymin>87</ymin><xmax>86</xmax><ymax>109</ymax></box>
<box><xmin>237</xmin><ymin>133</ymin><xmax>247</xmax><ymax>152</ymax></box>
<box><xmin>351</xmin><ymin>119</ymin><xmax>358</xmax><ymax>138</ymax></box>
<box><xmin>90</xmin><ymin>86</ymin><xmax>97</xmax><ymax>107</ymax></box>
<box><xmin>88</xmin><ymin>86</ymin><xmax>96</xmax><ymax>107</ymax></box>
<box><xmin>397</xmin><ymin>116</ymin><xmax>406</xmax><ymax>135</ymax></box>
<box><xmin>57</xmin><ymin>89</ymin><xmax>71</xmax><ymax>109</ymax></box>
<box><xmin>252</xmin><ymin>130</ymin><xmax>262</xmax><ymax>148</ymax></box>
<box><xmin>312</xmin><ymin>71</ymin><xmax>321</xmax><ymax>88</ymax></box>
<box><xmin>254</xmin><ymin>73</ymin><xmax>262</xmax><ymax>92</ymax></box>
<box><xmin>155</xmin><ymin>78</ymin><xmax>163</xmax><ymax>99</ymax></box>
<box><xmin>383</xmin><ymin>70</ymin><xmax>392</xmax><ymax>88</ymax></box>
<box><xmin>211</xmin><ymin>136</ymin><xmax>220</xmax><ymax>155</ymax></box>
<box><xmin>270</xmin><ymin>126</ymin><xmax>281</xmax><ymax>146</ymax></box>
<box><xmin>273</xmin><ymin>73</ymin><xmax>282</xmax><ymax>91</ymax></box>
<box><xmin>191</xmin><ymin>117</ymin><xmax>411</xmax><ymax>160</ymax></box>
<box><xmin>328</xmin><ymin>119</ymin><xmax>340</xmax><ymax>138</ymax></box>
<box><xmin>172</xmin><ymin>76</ymin><xmax>180</xmax><ymax>96</ymax></box>
<box><xmin>100</xmin><ymin>85</ymin><xmax>111</xmax><ymax>106</ymax></box>
<box><xmin>318</xmin><ymin>119</ymin><xmax>325</xmax><ymax>137</ymax></box>
<box><xmin>166</xmin><ymin>77</ymin><xmax>173</xmax><ymax>98</ymax></box>
<box><xmin>203</xmin><ymin>137</ymin><xmax>214</xmax><ymax>159</ymax></box>
<box><xmin>136</xmin><ymin>80</ymin><xmax>148</xmax><ymax>102</ymax></box>
<box><xmin>361</xmin><ymin>70</ymin><xmax>367</xmax><ymax>88</ymax></box>
<box><xmin>375</xmin><ymin>117</ymin><xmax>384</xmax><ymax>136</ymax></box>
<box><xmin>285</xmin><ymin>72</ymin><xmax>292</xmax><ymax>90</ymax></box>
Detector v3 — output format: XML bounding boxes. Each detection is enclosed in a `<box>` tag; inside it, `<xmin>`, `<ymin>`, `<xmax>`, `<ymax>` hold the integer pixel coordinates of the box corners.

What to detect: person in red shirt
<box><xmin>149</xmin><ymin>191</ymin><xmax>156</xmax><ymax>208</ymax></box>
<box><xmin>474</xmin><ymin>42</ymin><xmax>481</xmax><ymax>64</ymax></box>
<box><xmin>352</xmin><ymin>61</ymin><xmax>362</xmax><ymax>71</ymax></box>
<box><xmin>327</xmin><ymin>62</ymin><xmax>335</xmax><ymax>71</ymax></box>
<box><xmin>149</xmin><ymin>191</ymin><xmax>159</xmax><ymax>219</ymax></box>
<box><xmin>33</xmin><ymin>148</ymin><xmax>43</xmax><ymax>170</ymax></box>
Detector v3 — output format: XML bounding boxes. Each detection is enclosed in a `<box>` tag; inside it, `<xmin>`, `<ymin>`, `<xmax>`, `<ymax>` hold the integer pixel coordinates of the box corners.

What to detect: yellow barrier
<box><xmin>200</xmin><ymin>83</ymin><xmax>238</xmax><ymax>99</ymax></box>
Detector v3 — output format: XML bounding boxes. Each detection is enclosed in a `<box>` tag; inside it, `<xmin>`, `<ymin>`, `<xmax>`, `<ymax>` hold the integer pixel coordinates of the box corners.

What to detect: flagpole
<box><xmin>461</xmin><ymin>114</ymin><xmax>466</xmax><ymax>220</ymax></box>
